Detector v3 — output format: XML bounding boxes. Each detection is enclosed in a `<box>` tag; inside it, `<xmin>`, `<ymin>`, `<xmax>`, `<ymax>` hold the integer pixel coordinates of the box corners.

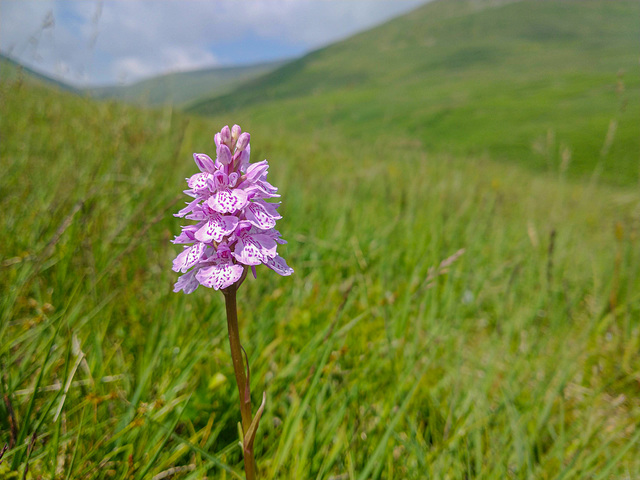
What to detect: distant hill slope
<box><xmin>0</xmin><ymin>53</ymin><xmax>287</xmax><ymax>108</ymax></box>
<box><xmin>86</xmin><ymin>60</ymin><xmax>287</xmax><ymax>107</ymax></box>
<box><xmin>0</xmin><ymin>53</ymin><xmax>78</xmax><ymax>93</ymax></box>
<box><xmin>190</xmin><ymin>0</ymin><xmax>640</xmax><ymax>185</ymax></box>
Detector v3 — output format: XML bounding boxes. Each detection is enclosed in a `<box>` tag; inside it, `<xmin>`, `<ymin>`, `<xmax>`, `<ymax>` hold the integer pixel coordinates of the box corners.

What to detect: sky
<box><xmin>0</xmin><ymin>0</ymin><xmax>427</xmax><ymax>87</ymax></box>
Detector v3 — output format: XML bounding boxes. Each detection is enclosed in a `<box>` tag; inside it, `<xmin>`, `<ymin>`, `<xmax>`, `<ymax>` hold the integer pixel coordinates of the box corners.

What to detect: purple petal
<box><xmin>217</xmin><ymin>144</ymin><xmax>232</xmax><ymax>166</ymax></box>
<box><xmin>236</xmin><ymin>132</ymin><xmax>250</xmax><ymax>151</ymax></box>
<box><xmin>251</xmin><ymin>233</ymin><xmax>278</xmax><ymax>256</ymax></box>
<box><xmin>265</xmin><ymin>255</ymin><xmax>294</xmax><ymax>276</ymax></box>
<box><xmin>188</xmin><ymin>172</ymin><xmax>213</xmax><ymax>193</ymax></box>
<box><xmin>215</xmin><ymin>242</ymin><xmax>232</xmax><ymax>258</ymax></box>
<box><xmin>220</xmin><ymin>125</ymin><xmax>232</xmax><ymax>145</ymax></box>
<box><xmin>194</xmin><ymin>153</ymin><xmax>216</xmax><ymax>173</ymax></box>
<box><xmin>232</xmin><ymin>124</ymin><xmax>242</xmax><ymax>142</ymax></box>
<box><xmin>174</xmin><ymin>198</ymin><xmax>201</xmax><ymax>218</ymax></box>
<box><xmin>259</xmin><ymin>179</ymin><xmax>278</xmax><ymax>193</ymax></box>
<box><xmin>237</xmin><ymin>145</ymin><xmax>250</xmax><ymax>172</ymax></box>
<box><xmin>173</xmin><ymin>242</ymin><xmax>206</xmax><ymax>273</ymax></box>
<box><xmin>185</xmin><ymin>206</ymin><xmax>207</xmax><ymax>221</ymax></box>
<box><xmin>212</xmin><ymin>171</ymin><xmax>228</xmax><ymax>190</ymax></box>
<box><xmin>264</xmin><ymin>228</ymin><xmax>287</xmax><ymax>245</ymax></box>
<box><xmin>183</xmin><ymin>189</ymin><xmax>197</xmax><ymax>198</ymax></box>
<box><xmin>243</xmin><ymin>182</ymin><xmax>280</xmax><ymax>200</ymax></box>
<box><xmin>173</xmin><ymin>270</ymin><xmax>199</xmax><ymax>294</ymax></box>
<box><xmin>231</xmin><ymin>238</ymin><xmax>262</xmax><ymax>266</ymax></box>
<box><xmin>172</xmin><ymin>247</ymin><xmax>190</xmax><ymax>272</ymax></box>
<box><xmin>232</xmin><ymin>233</ymin><xmax>277</xmax><ymax>266</ymax></box>
<box><xmin>195</xmin><ymin>214</ymin><xmax>239</xmax><ymax>243</ymax></box>
<box><xmin>208</xmin><ymin>188</ymin><xmax>248</xmax><ymax>214</ymax></box>
<box><xmin>255</xmin><ymin>199</ymin><xmax>281</xmax><ymax>218</ymax></box>
<box><xmin>240</xmin><ymin>160</ymin><xmax>269</xmax><ymax>186</ymax></box>
<box><xmin>196</xmin><ymin>261</ymin><xmax>244</xmax><ymax>290</ymax></box>
<box><xmin>245</xmin><ymin>201</ymin><xmax>277</xmax><ymax>229</ymax></box>
<box><xmin>172</xmin><ymin>225</ymin><xmax>199</xmax><ymax>244</ymax></box>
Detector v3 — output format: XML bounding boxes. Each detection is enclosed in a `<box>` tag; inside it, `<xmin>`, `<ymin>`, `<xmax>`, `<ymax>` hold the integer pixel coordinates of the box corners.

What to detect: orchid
<box><xmin>172</xmin><ymin>125</ymin><xmax>293</xmax><ymax>293</ymax></box>
<box><xmin>171</xmin><ymin>125</ymin><xmax>292</xmax><ymax>479</ymax></box>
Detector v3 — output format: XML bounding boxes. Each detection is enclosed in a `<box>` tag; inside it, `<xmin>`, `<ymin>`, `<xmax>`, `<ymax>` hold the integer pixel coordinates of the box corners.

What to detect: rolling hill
<box><xmin>190</xmin><ymin>0</ymin><xmax>640</xmax><ymax>185</ymax></box>
<box><xmin>0</xmin><ymin>53</ymin><xmax>79</xmax><ymax>93</ymax></box>
<box><xmin>86</xmin><ymin>60</ymin><xmax>288</xmax><ymax>107</ymax></box>
<box><xmin>0</xmin><ymin>52</ymin><xmax>288</xmax><ymax>107</ymax></box>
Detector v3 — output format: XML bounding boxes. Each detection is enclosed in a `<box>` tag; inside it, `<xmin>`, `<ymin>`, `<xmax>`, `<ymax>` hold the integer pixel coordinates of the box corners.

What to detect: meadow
<box><xmin>2</xmin><ymin>0</ymin><xmax>640</xmax><ymax>478</ymax></box>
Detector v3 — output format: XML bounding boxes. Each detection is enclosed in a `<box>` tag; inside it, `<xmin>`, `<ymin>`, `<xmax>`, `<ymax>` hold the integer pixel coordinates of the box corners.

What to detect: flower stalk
<box><xmin>223</xmin><ymin>275</ymin><xmax>259</xmax><ymax>479</ymax></box>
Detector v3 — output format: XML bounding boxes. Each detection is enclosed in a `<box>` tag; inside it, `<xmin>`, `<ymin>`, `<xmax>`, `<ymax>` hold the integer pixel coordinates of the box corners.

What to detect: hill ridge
<box><xmin>0</xmin><ymin>52</ymin><xmax>79</xmax><ymax>92</ymax></box>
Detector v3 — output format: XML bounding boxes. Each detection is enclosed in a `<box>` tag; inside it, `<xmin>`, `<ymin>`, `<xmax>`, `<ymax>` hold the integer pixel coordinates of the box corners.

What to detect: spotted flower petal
<box><xmin>172</xmin><ymin>242</ymin><xmax>206</xmax><ymax>273</ymax></box>
<box><xmin>245</xmin><ymin>201</ymin><xmax>279</xmax><ymax>229</ymax></box>
<box><xmin>188</xmin><ymin>172</ymin><xmax>213</xmax><ymax>193</ymax></box>
<box><xmin>196</xmin><ymin>260</ymin><xmax>244</xmax><ymax>290</ymax></box>
<box><xmin>265</xmin><ymin>255</ymin><xmax>294</xmax><ymax>276</ymax></box>
<box><xmin>208</xmin><ymin>187</ymin><xmax>248</xmax><ymax>214</ymax></box>
<box><xmin>232</xmin><ymin>233</ymin><xmax>277</xmax><ymax>266</ymax></box>
<box><xmin>173</xmin><ymin>269</ymin><xmax>200</xmax><ymax>294</ymax></box>
<box><xmin>195</xmin><ymin>214</ymin><xmax>239</xmax><ymax>243</ymax></box>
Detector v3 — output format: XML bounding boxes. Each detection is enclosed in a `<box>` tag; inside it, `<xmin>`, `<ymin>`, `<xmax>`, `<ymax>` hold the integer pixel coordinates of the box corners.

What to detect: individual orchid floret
<box><xmin>171</xmin><ymin>125</ymin><xmax>293</xmax><ymax>292</ymax></box>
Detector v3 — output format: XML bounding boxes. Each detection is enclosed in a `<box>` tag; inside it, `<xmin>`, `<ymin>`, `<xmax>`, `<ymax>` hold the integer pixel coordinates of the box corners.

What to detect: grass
<box><xmin>2</xmin><ymin>0</ymin><xmax>640</xmax><ymax>477</ymax></box>
<box><xmin>1</xmin><ymin>70</ymin><xmax>639</xmax><ymax>479</ymax></box>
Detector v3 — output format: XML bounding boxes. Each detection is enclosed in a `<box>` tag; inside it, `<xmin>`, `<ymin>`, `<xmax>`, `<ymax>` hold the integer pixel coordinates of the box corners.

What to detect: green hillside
<box><xmin>190</xmin><ymin>0</ymin><xmax>640</xmax><ymax>185</ymax></box>
<box><xmin>0</xmin><ymin>53</ymin><xmax>78</xmax><ymax>93</ymax></box>
<box><xmin>3</xmin><ymin>74</ymin><xmax>640</xmax><ymax>479</ymax></box>
<box><xmin>86</xmin><ymin>61</ymin><xmax>287</xmax><ymax>107</ymax></box>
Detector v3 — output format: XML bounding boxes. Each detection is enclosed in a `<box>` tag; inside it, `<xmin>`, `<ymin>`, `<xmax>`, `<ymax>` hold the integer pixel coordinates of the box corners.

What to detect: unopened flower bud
<box><xmin>236</xmin><ymin>132</ymin><xmax>250</xmax><ymax>151</ymax></box>
<box><xmin>217</xmin><ymin>144</ymin><xmax>232</xmax><ymax>165</ymax></box>
<box><xmin>220</xmin><ymin>125</ymin><xmax>232</xmax><ymax>146</ymax></box>
<box><xmin>193</xmin><ymin>153</ymin><xmax>215</xmax><ymax>173</ymax></box>
<box><xmin>231</xmin><ymin>124</ymin><xmax>242</xmax><ymax>143</ymax></box>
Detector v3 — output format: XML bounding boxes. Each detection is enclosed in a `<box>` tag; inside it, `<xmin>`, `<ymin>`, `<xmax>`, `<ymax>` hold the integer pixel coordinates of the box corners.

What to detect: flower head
<box><xmin>172</xmin><ymin>125</ymin><xmax>293</xmax><ymax>293</ymax></box>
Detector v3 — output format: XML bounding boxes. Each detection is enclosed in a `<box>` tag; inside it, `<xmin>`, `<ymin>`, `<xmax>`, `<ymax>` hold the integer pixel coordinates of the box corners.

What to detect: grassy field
<box><xmin>2</xmin><ymin>0</ymin><xmax>640</xmax><ymax>479</ymax></box>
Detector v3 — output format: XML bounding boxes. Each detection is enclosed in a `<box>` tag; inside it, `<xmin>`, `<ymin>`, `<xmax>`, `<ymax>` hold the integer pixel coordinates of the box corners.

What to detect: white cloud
<box><xmin>0</xmin><ymin>0</ymin><xmax>428</xmax><ymax>86</ymax></box>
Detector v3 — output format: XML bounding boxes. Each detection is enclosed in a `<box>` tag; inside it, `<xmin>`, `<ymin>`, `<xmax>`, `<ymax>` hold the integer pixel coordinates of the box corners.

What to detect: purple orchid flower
<box><xmin>172</xmin><ymin>125</ymin><xmax>293</xmax><ymax>293</ymax></box>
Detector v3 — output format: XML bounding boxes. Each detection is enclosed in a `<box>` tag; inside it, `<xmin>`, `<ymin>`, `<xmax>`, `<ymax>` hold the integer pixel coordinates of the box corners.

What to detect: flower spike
<box><xmin>171</xmin><ymin>125</ymin><xmax>293</xmax><ymax>292</ymax></box>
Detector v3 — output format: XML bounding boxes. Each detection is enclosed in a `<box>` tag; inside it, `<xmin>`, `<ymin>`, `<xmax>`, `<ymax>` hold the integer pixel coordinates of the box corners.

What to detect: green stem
<box><xmin>223</xmin><ymin>281</ymin><xmax>258</xmax><ymax>480</ymax></box>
